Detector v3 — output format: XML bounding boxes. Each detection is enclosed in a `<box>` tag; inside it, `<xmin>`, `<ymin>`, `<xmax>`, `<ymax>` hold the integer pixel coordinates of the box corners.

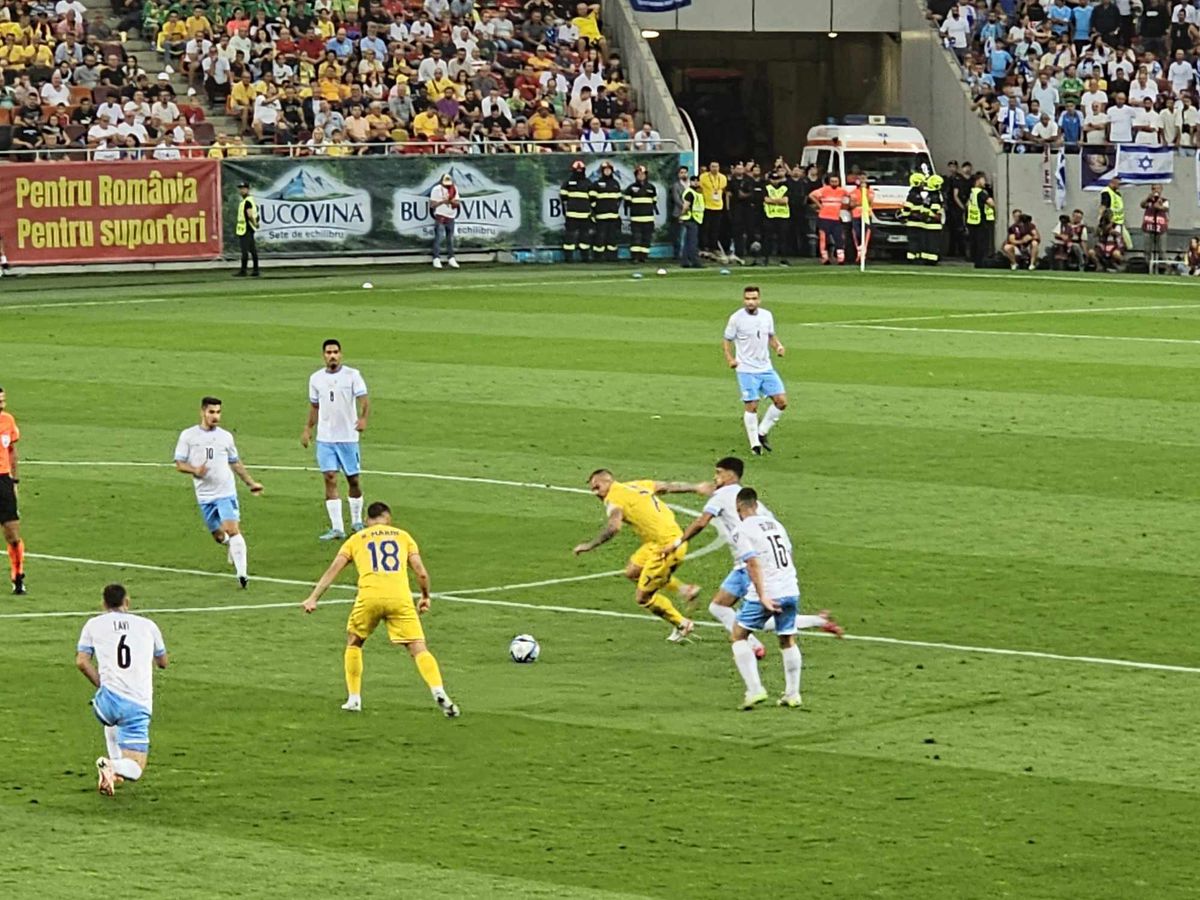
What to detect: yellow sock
<box><xmin>640</xmin><ymin>592</ymin><xmax>684</xmax><ymax>626</ymax></box>
<box><xmin>666</xmin><ymin>576</ymin><xmax>684</xmax><ymax>596</ymax></box>
<box><xmin>344</xmin><ymin>645</ymin><xmax>363</xmax><ymax>696</ymax></box>
<box><xmin>413</xmin><ymin>650</ymin><xmax>444</xmax><ymax>690</ymax></box>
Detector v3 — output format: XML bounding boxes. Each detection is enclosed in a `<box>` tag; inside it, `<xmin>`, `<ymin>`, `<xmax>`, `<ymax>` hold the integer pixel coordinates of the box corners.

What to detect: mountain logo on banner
<box><xmin>630</xmin><ymin>0</ymin><xmax>692</xmax><ymax>10</ymax></box>
<box><xmin>392</xmin><ymin>163</ymin><xmax>521</xmax><ymax>238</ymax></box>
<box><xmin>255</xmin><ymin>166</ymin><xmax>372</xmax><ymax>241</ymax></box>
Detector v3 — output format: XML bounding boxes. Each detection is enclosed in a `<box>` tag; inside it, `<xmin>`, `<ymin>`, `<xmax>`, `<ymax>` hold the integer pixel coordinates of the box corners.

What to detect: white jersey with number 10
<box><xmin>735</xmin><ymin>514</ymin><xmax>799</xmax><ymax>602</ymax></box>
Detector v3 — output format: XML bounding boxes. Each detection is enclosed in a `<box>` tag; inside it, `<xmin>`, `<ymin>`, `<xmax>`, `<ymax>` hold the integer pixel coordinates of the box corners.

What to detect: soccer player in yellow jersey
<box><xmin>301</xmin><ymin>501</ymin><xmax>459</xmax><ymax>718</ymax></box>
<box><xmin>573</xmin><ymin>469</ymin><xmax>711</xmax><ymax>642</ymax></box>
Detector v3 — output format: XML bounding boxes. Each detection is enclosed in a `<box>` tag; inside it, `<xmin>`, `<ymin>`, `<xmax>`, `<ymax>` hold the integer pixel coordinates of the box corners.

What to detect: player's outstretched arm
<box><xmin>662</xmin><ymin>511</ymin><xmax>714</xmax><ymax>559</ymax></box>
<box><xmin>409</xmin><ymin>552</ymin><xmax>431</xmax><ymax>612</ymax></box>
<box><xmin>302</xmin><ymin>553</ymin><xmax>351</xmax><ymax>612</ymax></box>
<box><xmin>75</xmin><ymin>651</ymin><xmax>101</xmax><ymax>688</ymax></box>
<box><xmin>653</xmin><ymin>480</ymin><xmax>713</xmax><ymax>496</ymax></box>
<box><xmin>573</xmin><ymin>508</ymin><xmax>622</xmax><ymax>555</ymax></box>
<box><xmin>301</xmin><ymin>401</ymin><xmax>318</xmax><ymax>448</ymax></box>
<box><xmin>231</xmin><ymin>460</ymin><xmax>264</xmax><ymax>494</ymax></box>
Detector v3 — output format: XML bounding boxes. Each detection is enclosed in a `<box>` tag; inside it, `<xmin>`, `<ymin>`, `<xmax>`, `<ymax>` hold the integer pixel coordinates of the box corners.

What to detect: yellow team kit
<box><xmin>340</xmin><ymin>524</ymin><xmax>425</xmax><ymax>644</ymax></box>
<box><xmin>607</xmin><ymin>480</ymin><xmax>689</xmax><ymax>591</ymax></box>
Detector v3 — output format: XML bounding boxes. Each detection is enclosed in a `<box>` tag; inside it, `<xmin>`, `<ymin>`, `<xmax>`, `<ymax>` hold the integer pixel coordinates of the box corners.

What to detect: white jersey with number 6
<box><xmin>735</xmin><ymin>514</ymin><xmax>799</xmax><ymax>602</ymax></box>
<box><xmin>703</xmin><ymin>483</ymin><xmax>774</xmax><ymax>567</ymax></box>
<box><xmin>174</xmin><ymin>425</ymin><xmax>239</xmax><ymax>502</ymax></box>
<box><xmin>309</xmin><ymin>365</ymin><xmax>368</xmax><ymax>444</ymax></box>
<box><xmin>76</xmin><ymin>612</ymin><xmax>167</xmax><ymax>712</ymax></box>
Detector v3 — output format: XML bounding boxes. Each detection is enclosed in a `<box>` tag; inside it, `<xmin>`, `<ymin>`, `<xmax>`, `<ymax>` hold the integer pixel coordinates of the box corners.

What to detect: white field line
<box><xmin>8</xmin><ymin>550</ymin><xmax>1200</xmax><ymax>675</ymax></box>
<box><xmin>801</xmin><ymin>302</ymin><xmax>1200</xmax><ymax>328</ymax></box>
<box><xmin>0</xmin><ymin>297</ymin><xmax>174</xmax><ymax>312</ymax></box>
<box><xmin>817</xmin><ymin>323</ymin><xmax>1200</xmax><ymax>347</ymax></box>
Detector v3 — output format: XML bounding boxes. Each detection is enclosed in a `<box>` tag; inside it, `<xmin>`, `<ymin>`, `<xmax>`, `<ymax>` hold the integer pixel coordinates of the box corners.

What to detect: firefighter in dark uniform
<box><xmin>923</xmin><ymin>173</ymin><xmax>945</xmax><ymax>265</ymax></box>
<box><xmin>590</xmin><ymin>160</ymin><xmax>623</xmax><ymax>262</ymax></box>
<box><xmin>623</xmin><ymin>164</ymin><xmax>657</xmax><ymax>264</ymax></box>
<box><xmin>560</xmin><ymin>159</ymin><xmax>594</xmax><ymax>262</ymax></box>
<box><xmin>234</xmin><ymin>181</ymin><xmax>260</xmax><ymax>277</ymax></box>
<box><xmin>900</xmin><ymin>171</ymin><xmax>928</xmax><ymax>264</ymax></box>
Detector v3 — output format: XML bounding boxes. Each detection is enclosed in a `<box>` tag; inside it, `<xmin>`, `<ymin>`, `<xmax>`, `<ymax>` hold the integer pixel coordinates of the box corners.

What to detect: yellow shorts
<box><xmin>630</xmin><ymin>541</ymin><xmax>688</xmax><ymax>594</ymax></box>
<box><xmin>346</xmin><ymin>595</ymin><xmax>425</xmax><ymax>644</ymax></box>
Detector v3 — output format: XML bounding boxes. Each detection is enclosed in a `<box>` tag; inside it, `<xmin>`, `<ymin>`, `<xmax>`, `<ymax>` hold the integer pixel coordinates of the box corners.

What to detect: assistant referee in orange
<box><xmin>0</xmin><ymin>386</ymin><xmax>26</xmax><ymax>595</ymax></box>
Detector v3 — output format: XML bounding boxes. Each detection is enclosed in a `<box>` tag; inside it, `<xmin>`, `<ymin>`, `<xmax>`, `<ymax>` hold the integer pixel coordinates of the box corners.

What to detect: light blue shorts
<box><xmin>91</xmin><ymin>686</ymin><xmax>151</xmax><ymax>752</ymax></box>
<box><xmin>316</xmin><ymin>441</ymin><xmax>361</xmax><ymax>476</ymax></box>
<box><xmin>736</xmin><ymin>595</ymin><xmax>799</xmax><ymax>635</ymax></box>
<box><xmin>736</xmin><ymin>370</ymin><xmax>786</xmax><ymax>403</ymax></box>
<box><xmin>198</xmin><ymin>495</ymin><xmax>239</xmax><ymax>533</ymax></box>
<box><xmin>719</xmin><ymin>566</ymin><xmax>751</xmax><ymax>599</ymax></box>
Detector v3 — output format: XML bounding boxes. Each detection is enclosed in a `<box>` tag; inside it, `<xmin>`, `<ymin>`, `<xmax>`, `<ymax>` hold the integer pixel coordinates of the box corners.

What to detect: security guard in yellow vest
<box><xmin>1100</xmin><ymin>177</ymin><xmax>1131</xmax><ymax>251</ymax></box>
<box><xmin>759</xmin><ymin>168</ymin><xmax>791</xmax><ymax>266</ymax></box>
<box><xmin>590</xmin><ymin>160</ymin><xmax>623</xmax><ymax>262</ymax></box>
<box><xmin>623</xmin><ymin>164</ymin><xmax>658</xmax><ymax>264</ymax></box>
<box><xmin>235</xmin><ymin>181</ymin><xmax>260</xmax><ymax>277</ymax></box>
<box><xmin>923</xmin><ymin>173</ymin><xmax>945</xmax><ymax>265</ymax></box>
<box><xmin>966</xmin><ymin>172</ymin><xmax>996</xmax><ymax>267</ymax></box>
<box><xmin>560</xmin><ymin>159</ymin><xmax>594</xmax><ymax>262</ymax></box>
<box><xmin>680</xmin><ymin>173</ymin><xmax>704</xmax><ymax>269</ymax></box>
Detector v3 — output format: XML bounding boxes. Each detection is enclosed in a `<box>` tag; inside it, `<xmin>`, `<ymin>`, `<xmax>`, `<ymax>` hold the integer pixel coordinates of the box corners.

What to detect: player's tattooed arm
<box><xmin>574</xmin><ymin>508</ymin><xmax>623</xmax><ymax>555</ymax></box>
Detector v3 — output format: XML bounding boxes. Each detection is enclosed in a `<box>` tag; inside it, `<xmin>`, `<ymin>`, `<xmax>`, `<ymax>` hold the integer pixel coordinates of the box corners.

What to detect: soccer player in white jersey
<box><xmin>174</xmin><ymin>396</ymin><xmax>264</xmax><ymax>588</ymax></box>
<box><xmin>301</xmin><ymin>339</ymin><xmax>370</xmax><ymax>540</ymax></box>
<box><xmin>723</xmin><ymin>285</ymin><xmax>787</xmax><ymax>455</ymax></box>
<box><xmin>728</xmin><ymin>487</ymin><xmax>831</xmax><ymax>710</ymax></box>
<box><xmin>666</xmin><ymin>457</ymin><xmax>841</xmax><ymax>660</ymax></box>
<box><xmin>75</xmin><ymin>583</ymin><xmax>169</xmax><ymax>796</ymax></box>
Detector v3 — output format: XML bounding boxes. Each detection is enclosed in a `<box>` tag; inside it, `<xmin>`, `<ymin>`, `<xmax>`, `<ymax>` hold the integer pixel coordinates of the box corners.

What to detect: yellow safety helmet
<box><xmin>926</xmin><ymin>174</ymin><xmax>944</xmax><ymax>190</ymax></box>
<box><xmin>909</xmin><ymin>171</ymin><xmax>926</xmax><ymax>187</ymax></box>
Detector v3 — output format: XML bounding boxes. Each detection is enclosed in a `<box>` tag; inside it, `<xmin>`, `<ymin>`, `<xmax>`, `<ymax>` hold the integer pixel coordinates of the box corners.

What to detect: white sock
<box><xmin>112</xmin><ymin>757</ymin><xmax>142</xmax><ymax>781</ymax></box>
<box><xmin>731</xmin><ymin>639</ymin><xmax>764</xmax><ymax>695</ymax></box>
<box><xmin>227</xmin><ymin>533</ymin><xmax>248</xmax><ymax>578</ymax></box>
<box><xmin>781</xmin><ymin>644</ymin><xmax>802</xmax><ymax>697</ymax></box>
<box><xmin>326</xmin><ymin>498</ymin><xmax>344</xmax><ymax>532</ymax></box>
<box><xmin>796</xmin><ymin>614</ymin><xmax>828</xmax><ymax>630</ymax></box>
<box><xmin>349</xmin><ymin>496</ymin><xmax>364</xmax><ymax>524</ymax></box>
<box><xmin>431</xmin><ymin>686</ymin><xmax>449</xmax><ymax>702</ymax></box>
<box><xmin>743</xmin><ymin>411</ymin><xmax>761</xmax><ymax>447</ymax></box>
<box><xmin>708</xmin><ymin>601</ymin><xmax>737</xmax><ymax>632</ymax></box>
<box><xmin>347</xmin><ymin>692</ymin><xmax>361</xmax><ymax>703</ymax></box>
<box><xmin>762</xmin><ymin>617</ymin><xmax>776</xmax><ymax>632</ymax></box>
<box><xmin>760</xmin><ymin>404</ymin><xmax>784</xmax><ymax>435</ymax></box>
<box><xmin>104</xmin><ymin>726</ymin><xmax>121</xmax><ymax>760</ymax></box>
<box><xmin>747</xmin><ymin>632</ymin><xmax>764</xmax><ymax>653</ymax></box>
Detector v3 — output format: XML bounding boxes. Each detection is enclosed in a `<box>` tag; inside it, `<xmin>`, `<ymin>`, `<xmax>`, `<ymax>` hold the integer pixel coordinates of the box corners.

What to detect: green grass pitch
<box><xmin>1</xmin><ymin>265</ymin><xmax>1198</xmax><ymax>899</ymax></box>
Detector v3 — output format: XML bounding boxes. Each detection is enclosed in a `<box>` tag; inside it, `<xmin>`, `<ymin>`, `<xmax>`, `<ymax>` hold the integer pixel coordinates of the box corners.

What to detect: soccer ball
<box><xmin>655</xmin><ymin>267</ymin><xmax>667</xmax><ymax>276</ymax></box>
<box><xmin>362</xmin><ymin>281</ymin><xmax>373</xmax><ymax>289</ymax></box>
<box><xmin>509</xmin><ymin>634</ymin><xmax>540</xmax><ymax>663</ymax></box>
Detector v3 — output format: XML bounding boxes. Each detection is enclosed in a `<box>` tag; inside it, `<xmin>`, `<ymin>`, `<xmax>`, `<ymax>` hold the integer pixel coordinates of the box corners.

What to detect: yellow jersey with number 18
<box><xmin>605</xmin><ymin>480</ymin><xmax>682</xmax><ymax>546</ymax></box>
<box><xmin>338</xmin><ymin>524</ymin><xmax>419</xmax><ymax>604</ymax></box>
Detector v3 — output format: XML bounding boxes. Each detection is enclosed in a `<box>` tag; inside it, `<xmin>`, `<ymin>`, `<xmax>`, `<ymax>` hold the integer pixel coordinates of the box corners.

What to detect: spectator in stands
<box><xmin>580</xmin><ymin>116</ymin><xmax>610</xmax><ymax>152</ymax></box>
<box><xmin>1058</xmin><ymin>98</ymin><xmax>1084</xmax><ymax>147</ymax></box>
<box><xmin>1107</xmin><ymin>92</ymin><xmax>1136</xmax><ymax>141</ymax></box>
<box><xmin>1002</xmin><ymin>210</ymin><xmax>1041</xmax><ymax>270</ymax></box>
<box><xmin>941</xmin><ymin>4</ymin><xmax>971</xmax><ymax>61</ymax></box>
<box><xmin>1134</xmin><ymin>95</ymin><xmax>1164</xmax><ymax>144</ymax></box>
<box><xmin>1032</xmin><ymin>109</ymin><xmax>1062</xmax><ymax>147</ymax></box>
<box><xmin>632</xmin><ymin>120</ymin><xmax>661</xmax><ymax>151</ymax></box>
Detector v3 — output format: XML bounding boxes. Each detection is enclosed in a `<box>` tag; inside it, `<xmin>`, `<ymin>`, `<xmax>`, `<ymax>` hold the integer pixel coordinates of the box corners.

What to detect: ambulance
<box><xmin>800</xmin><ymin>116</ymin><xmax>934</xmax><ymax>251</ymax></box>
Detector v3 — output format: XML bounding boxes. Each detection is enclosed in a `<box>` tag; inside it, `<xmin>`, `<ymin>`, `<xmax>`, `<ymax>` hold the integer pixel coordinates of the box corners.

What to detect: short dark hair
<box><xmin>587</xmin><ymin>468</ymin><xmax>612</xmax><ymax>482</ymax></box>
<box><xmin>201</xmin><ymin>396</ymin><xmax>222</xmax><ymax>408</ymax></box>
<box><xmin>715</xmin><ymin>456</ymin><xmax>744</xmax><ymax>478</ymax></box>
<box><xmin>736</xmin><ymin>487</ymin><xmax>758</xmax><ymax>508</ymax></box>
<box><xmin>323</xmin><ymin>338</ymin><xmax>341</xmax><ymax>350</ymax></box>
<box><xmin>366</xmin><ymin>501</ymin><xmax>390</xmax><ymax>518</ymax></box>
<box><xmin>743</xmin><ymin>285</ymin><xmax>760</xmax><ymax>295</ymax></box>
<box><xmin>102</xmin><ymin>583</ymin><xmax>128</xmax><ymax>608</ymax></box>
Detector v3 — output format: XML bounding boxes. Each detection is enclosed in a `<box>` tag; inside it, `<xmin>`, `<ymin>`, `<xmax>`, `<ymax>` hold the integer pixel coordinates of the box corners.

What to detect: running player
<box><xmin>301</xmin><ymin>339</ymin><xmax>370</xmax><ymax>540</ymax></box>
<box><xmin>174</xmin><ymin>396</ymin><xmax>264</xmax><ymax>588</ymax></box>
<box><xmin>723</xmin><ymin>285</ymin><xmax>787</xmax><ymax>455</ymax></box>
<box><xmin>76</xmin><ymin>584</ymin><xmax>169</xmax><ymax>796</ymax></box>
<box><xmin>573</xmin><ymin>469</ymin><xmax>706</xmax><ymax>642</ymax></box>
<box><xmin>728</xmin><ymin>487</ymin><xmax>817</xmax><ymax>710</ymax></box>
<box><xmin>301</xmin><ymin>501</ymin><xmax>459</xmax><ymax>718</ymax></box>
<box><xmin>0</xmin><ymin>387</ymin><xmax>25</xmax><ymax>595</ymax></box>
<box><xmin>666</xmin><ymin>457</ymin><xmax>841</xmax><ymax>658</ymax></box>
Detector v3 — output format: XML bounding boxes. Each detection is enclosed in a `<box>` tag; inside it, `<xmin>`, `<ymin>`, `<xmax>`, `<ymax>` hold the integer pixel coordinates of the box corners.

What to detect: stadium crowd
<box><xmin>0</xmin><ymin>0</ymin><xmax>669</xmax><ymax>159</ymax></box>
<box><xmin>928</xmin><ymin>0</ymin><xmax>1200</xmax><ymax>151</ymax></box>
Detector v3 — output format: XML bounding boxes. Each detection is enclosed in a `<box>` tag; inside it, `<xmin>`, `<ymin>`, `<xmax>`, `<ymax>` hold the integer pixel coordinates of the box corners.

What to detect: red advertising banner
<box><xmin>0</xmin><ymin>159</ymin><xmax>222</xmax><ymax>264</ymax></box>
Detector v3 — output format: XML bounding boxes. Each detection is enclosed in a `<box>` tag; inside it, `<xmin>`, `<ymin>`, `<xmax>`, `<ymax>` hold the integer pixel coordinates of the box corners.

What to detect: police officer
<box><xmin>590</xmin><ymin>160</ymin><xmax>623</xmax><ymax>262</ymax></box>
<box><xmin>966</xmin><ymin>171</ymin><xmax>996</xmax><ymax>267</ymax></box>
<box><xmin>234</xmin><ymin>181</ymin><xmax>260</xmax><ymax>277</ymax></box>
<box><xmin>924</xmin><ymin>173</ymin><xmax>945</xmax><ymax>265</ymax></box>
<box><xmin>560</xmin><ymin>159</ymin><xmax>593</xmax><ymax>262</ymax></box>
<box><xmin>760</xmin><ymin>167</ymin><xmax>790</xmax><ymax>266</ymax></box>
<box><xmin>623</xmin><ymin>164</ymin><xmax>657</xmax><ymax>264</ymax></box>
<box><xmin>901</xmin><ymin>171</ymin><xmax>928</xmax><ymax>264</ymax></box>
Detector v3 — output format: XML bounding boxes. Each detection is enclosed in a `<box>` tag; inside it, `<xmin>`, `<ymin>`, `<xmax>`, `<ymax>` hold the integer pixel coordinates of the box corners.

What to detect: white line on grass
<box><xmin>10</xmin><ymin>550</ymin><xmax>1199</xmax><ymax>675</ymax></box>
<box><xmin>0</xmin><ymin>297</ymin><xmax>175</xmax><ymax>312</ymax></box>
<box><xmin>801</xmin><ymin>302</ymin><xmax>1200</xmax><ymax>328</ymax></box>
<box><xmin>818</xmin><ymin>323</ymin><xmax>1200</xmax><ymax>347</ymax></box>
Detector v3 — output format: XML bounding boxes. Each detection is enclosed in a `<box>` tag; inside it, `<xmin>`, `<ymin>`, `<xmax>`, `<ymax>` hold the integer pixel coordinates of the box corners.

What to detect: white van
<box><xmin>800</xmin><ymin>116</ymin><xmax>934</xmax><ymax>249</ymax></box>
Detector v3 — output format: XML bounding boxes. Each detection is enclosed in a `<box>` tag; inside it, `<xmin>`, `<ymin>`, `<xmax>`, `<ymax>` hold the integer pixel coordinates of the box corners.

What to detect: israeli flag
<box><xmin>1115</xmin><ymin>145</ymin><xmax>1175</xmax><ymax>184</ymax></box>
<box><xmin>630</xmin><ymin>0</ymin><xmax>692</xmax><ymax>10</ymax></box>
<box><xmin>1055</xmin><ymin>148</ymin><xmax>1067</xmax><ymax>210</ymax></box>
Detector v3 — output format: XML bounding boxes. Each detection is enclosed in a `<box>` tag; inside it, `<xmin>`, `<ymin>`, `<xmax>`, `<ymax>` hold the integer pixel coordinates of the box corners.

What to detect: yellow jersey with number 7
<box><xmin>338</xmin><ymin>524</ymin><xmax>419</xmax><ymax>604</ymax></box>
<box><xmin>605</xmin><ymin>480</ymin><xmax>682</xmax><ymax>545</ymax></box>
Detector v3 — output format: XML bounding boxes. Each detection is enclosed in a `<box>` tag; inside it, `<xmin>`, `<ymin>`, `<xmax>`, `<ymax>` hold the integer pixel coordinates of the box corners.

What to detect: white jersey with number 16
<box><xmin>735</xmin><ymin>514</ymin><xmax>799</xmax><ymax>602</ymax></box>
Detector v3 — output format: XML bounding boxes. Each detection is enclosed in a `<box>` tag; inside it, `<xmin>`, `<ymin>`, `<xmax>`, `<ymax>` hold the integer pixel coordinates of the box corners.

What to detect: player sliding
<box><xmin>301</xmin><ymin>338</ymin><xmax>370</xmax><ymax>541</ymax></box>
<box><xmin>76</xmin><ymin>584</ymin><xmax>169</xmax><ymax>796</ymax></box>
<box><xmin>723</xmin><ymin>285</ymin><xmax>787</xmax><ymax>456</ymax></box>
<box><xmin>665</xmin><ymin>457</ymin><xmax>842</xmax><ymax>657</ymax></box>
<box><xmin>573</xmin><ymin>469</ymin><xmax>706</xmax><ymax>643</ymax></box>
<box><xmin>174</xmin><ymin>396</ymin><xmax>264</xmax><ymax>588</ymax></box>
<box><xmin>302</xmin><ymin>501</ymin><xmax>460</xmax><ymax>718</ymax></box>
<box><xmin>728</xmin><ymin>487</ymin><xmax>825</xmax><ymax>710</ymax></box>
